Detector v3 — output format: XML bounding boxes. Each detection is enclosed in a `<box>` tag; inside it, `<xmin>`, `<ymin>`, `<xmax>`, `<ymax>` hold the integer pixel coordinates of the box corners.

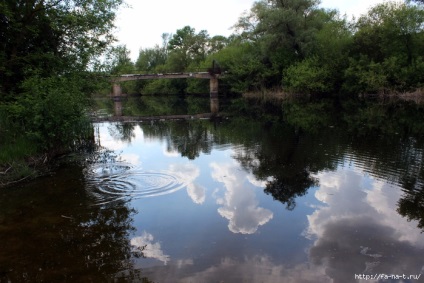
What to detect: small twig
<box><xmin>61</xmin><ymin>215</ymin><xmax>73</xmax><ymax>220</ymax></box>
<box><xmin>0</xmin><ymin>166</ymin><xmax>12</xmax><ymax>175</ymax></box>
<box><xmin>1</xmin><ymin>174</ymin><xmax>32</xmax><ymax>186</ymax></box>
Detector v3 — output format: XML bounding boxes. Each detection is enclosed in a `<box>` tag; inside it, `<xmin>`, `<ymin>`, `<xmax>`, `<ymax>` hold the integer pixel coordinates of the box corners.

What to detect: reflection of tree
<box><xmin>397</xmin><ymin>175</ymin><xmax>424</xmax><ymax>231</ymax></box>
<box><xmin>168</xmin><ymin>122</ymin><xmax>212</xmax><ymax>159</ymax></box>
<box><xmin>103</xmin><ymin>99</ymin><xmax>424</xmax><ymax>214</ymax></box>
<box><xmin>122</xmin><ymin>95</ymin><xmax>210</xmax><ymax>116</ymax></box>
<box><xmin>231</xmin><ymin>121</ymin><xmax>339</xmax><ymax>210</ymax></box>
<box><xmin>0</xmin><ymin>162</ymin><xmax>153</xmax><ymax>282</ymax></box>
<box><xmin>265</xmin><ymin>171</ymin><xmax>318</xmax><ymax>210</ymax></box>
<box><xmin>108</xmin><ymin>122</ymin><xmax>136</xmax><ymax>143</ymax></box>
<box><xmin>139</xmin><ymin>118</ymin><xmax>335</xmax><ymax>209</ymax></box>
<box><xmin>141</xmin><ymin>120</ymin><xmax>213</xmax><ymax>160</ymax></box>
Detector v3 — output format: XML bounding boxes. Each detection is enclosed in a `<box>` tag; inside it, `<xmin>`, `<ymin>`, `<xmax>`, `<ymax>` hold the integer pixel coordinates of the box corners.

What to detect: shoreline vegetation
<box><xmin>243</xmin><ymin>87</ymin><xmax>424</xmax><ymax>102</ymax></box>
<box><xmin>1</xmin><ymin>0</ymin><xmax>424</xmax><ymax>187</ymax></box>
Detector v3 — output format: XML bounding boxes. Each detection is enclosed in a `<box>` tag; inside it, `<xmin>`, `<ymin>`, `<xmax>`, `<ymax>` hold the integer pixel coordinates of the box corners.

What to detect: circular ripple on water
<box><xmin>85</xmin><ymin>165</ymin><xmax>186</xmax><ymax>204</ymax></box>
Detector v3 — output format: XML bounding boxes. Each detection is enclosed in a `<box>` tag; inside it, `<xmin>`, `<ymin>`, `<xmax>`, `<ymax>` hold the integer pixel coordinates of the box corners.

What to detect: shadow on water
<box><xmin>0</xmin><ymin>160</ymin><xmax>154</xmax><ymax>282</ymax></box>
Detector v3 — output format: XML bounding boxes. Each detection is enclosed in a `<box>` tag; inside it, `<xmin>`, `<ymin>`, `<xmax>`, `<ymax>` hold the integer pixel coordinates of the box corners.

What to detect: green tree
<box><xmin>344</xmin><ymin>2</ymin><xmax>424</xmax><ymax>94</ymax></box>
<box><xmin>104</xmin><ymin>45</ymin><xmax>136</xmax><ymax>94</ymax></box>
<box><xmin>205</xmin><ymin>40</ymin><xmax>267</xmax><ymax>92</ymax></box>
<box><xmin>167</xmin><ymin>26</ymin><xmax>209</xmax><ymax>71</ymax></box>
<box><xmin>105</xmin><ymin>45</ymin><xmax>134</xmax><ymax>75</ymax></box>
<box><xmin>284</xmin><ymin>11</ymin><xmax>352</xmax><ymax>94</ymax></box>
<box><xmin>0</xmin><ymin>0</ymin><xmax>122</xmax><ymax>95</ymax></box>
<box><xmin>0</xmin><ymin>0</ymin><xmax>123</xmax><ymax>159</ymax></box>
<box><xmin>231</xmin><ymin>0</ymin><xmax>328</xmax><ymax>88</ymax></box>
<box><xmin>135</xmin><ymin>33</ymin><xmax>169</xmax><ymax>72</ymax></box>
<box><xmin>139</xmin><ymin>26</ymin><xmax>211</xmax><ymax>94</ymax></box>
<box><xmin>207</xmin><ymin>35</ymin><xmax>229</xmax><ymax>54</ymax></box>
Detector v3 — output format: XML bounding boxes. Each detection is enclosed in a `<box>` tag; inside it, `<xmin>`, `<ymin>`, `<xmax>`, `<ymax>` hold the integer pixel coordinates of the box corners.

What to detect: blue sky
<box><xmin>114</xmin><ymin>0</ymin><xmax>387</xmax><ymax>61</ymax></box>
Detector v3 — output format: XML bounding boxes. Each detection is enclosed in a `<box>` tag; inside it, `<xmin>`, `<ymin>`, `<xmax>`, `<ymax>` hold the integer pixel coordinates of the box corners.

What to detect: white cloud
<box><xmin>210</xmin><ymin>161</ymin><xmax>273</xmax><ymax>234</ymax></box>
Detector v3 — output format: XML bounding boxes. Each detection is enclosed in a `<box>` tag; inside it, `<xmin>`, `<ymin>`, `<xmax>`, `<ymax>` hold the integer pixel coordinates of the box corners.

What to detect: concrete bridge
<box><xmin>111</xmin><ymin>71</ymin><xmax>219</xmax><ymax>97</ymax></box>
<box><xmin>109</xmin><ymin>63</ymin><xmax>222</xmax><ymax>116</ymax></box>
<box><xmin>111</xmin><ymin>61</ymin><xmax>222</xmax><ymax>98</ymax></box>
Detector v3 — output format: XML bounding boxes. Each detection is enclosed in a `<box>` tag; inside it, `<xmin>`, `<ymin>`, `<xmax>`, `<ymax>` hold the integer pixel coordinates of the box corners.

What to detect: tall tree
<box><xmin>105</xmin><ymin>45</ymin><xmax>134</xmax><ymax>75</ymax></box>
<box><xmin>0</xmin><ymin>0</ymin><xmax>123</xmax><ymax>153</ymax></box>
<box><xmin>135</xmin><ymin>33</ymin><xmax>169</xmax><ymax>73</ymax></box>
<box><xmin>344</xmin><ymin>2</ymin><xmax>424</xmax><ymax>93</ymax></box>
<box><xmin>0</xmin><ymin>0</ymin><xmax>122</xmax><ymax>96</ymax></box>
<box><xmin>232</xmin><ymin>0</ymin><xmax>325</xmax><ymax>88</ymax></box>
<box><xmin>167</xmin><ymin>26</ymin><xmax>209</xmax><ymax>71</ymax></box>
<box><xmin>283</xmin><ymin>10</ymin><xmax>352</xmax><ymax>94</ymax></box>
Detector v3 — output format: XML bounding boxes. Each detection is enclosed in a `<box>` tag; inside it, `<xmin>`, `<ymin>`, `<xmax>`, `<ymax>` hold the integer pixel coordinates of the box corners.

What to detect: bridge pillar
<box><xmin>112</xmin><ymin>83</ymin><xmax>122</xmax><ymax>97</ymax></box>
<box><xmin>210</xmin><ymin>96</ymin><xmax>219</xmax><ymax>114</ymax></box>
<box><xmin>210</xmin><ymin>76</ymin><xmax>218</xmax><ymax>97</ymax></box>
<box><xmin>111</xmin><ymin>83</ymin><xmax>123</xmax><ymax>116</ymax></box>
<box><xmin>114</xmin><ymin>100</ymin><xmax>123</xmax><ymax>116</ymax></box>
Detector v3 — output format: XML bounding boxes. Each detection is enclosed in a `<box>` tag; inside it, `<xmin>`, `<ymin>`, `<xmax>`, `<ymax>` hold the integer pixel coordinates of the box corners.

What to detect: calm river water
<box><xmin>1</xmin><ymin>106</ymin><xmax>424</xmax><ymax>282</ymax></box>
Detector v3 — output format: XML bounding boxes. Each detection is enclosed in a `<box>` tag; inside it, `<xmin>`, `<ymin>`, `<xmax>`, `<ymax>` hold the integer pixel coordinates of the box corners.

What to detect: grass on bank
<box><xmin>0</xmin><ymin>138</ymin><xmax>40</xmax><ymax>188</ymax></box>
<box><xmin>0</xmin><ymin>109</ymin><xmax>39</xmax><ymax>187</ymax></box>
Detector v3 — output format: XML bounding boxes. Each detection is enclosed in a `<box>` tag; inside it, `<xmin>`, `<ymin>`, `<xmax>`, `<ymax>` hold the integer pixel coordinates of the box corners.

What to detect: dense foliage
<box><xmin>0</xmin><ymin>0</ymin><xmax>123</xmax><ymax>165</ymax></box>
<box><xmin>111</xmin><ymin>0</ymin><xmax>423</xmax><ymax>96</ymax></box>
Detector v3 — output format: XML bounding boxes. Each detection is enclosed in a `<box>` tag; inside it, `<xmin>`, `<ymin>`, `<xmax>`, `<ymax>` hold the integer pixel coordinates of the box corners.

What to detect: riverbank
<box><xmin>91</xmin><ymin>112</ymin><xmax>223</xmax><ymax>123</ymax></box>
<box><xmin>0</xmin><ymin>138</ymin><xmax>84</xmax><ymax>189</ymax></box>
<box><xmin>242</xmin><ymin>87</ymin><xmax>424</xmax><ymax>104</ymax></box>
<box><xmin>0</xmin><ymin>156</ymin><xmax>47</xmax><ymax>189</ymax></box>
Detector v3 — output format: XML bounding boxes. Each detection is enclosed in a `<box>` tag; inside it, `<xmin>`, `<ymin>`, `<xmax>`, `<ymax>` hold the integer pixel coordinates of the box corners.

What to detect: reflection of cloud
<box><xmin>146</xmin><ymin>255</ymin><xmax>330</xmax><ymax>283</ymax></box>
<box><xmin>100</xmin><ymin>137</ymin><xmax>127</xmax><ymax>151</ymax></box>
<box><xmin>210</xmin><ymin>162</ymin><xmax>273</xmax><ymax>234</ymax></box>
<box><xmin>307</xmin><ymin>169</ymin><xmax>424</xmax><ymax>282</ymax></box>
<box><xmin>131</xmin><ymin>231</ymin><xmax>170</xmax><ymax>265</ymax></box>
<box><xmin>168</xmin><ymin>163</ymin><xmax>205</xmax><ymax>204</ymax></box>
<box><xmin>98</xmin><ymin>124</ymin><xmax>130</xmax><ymax>150</ymax></box>
<box><xmin>246</xmin><ymin>174</ymin><xmax>272</xmax><ymax>188</ymax></box>
<box><xmin>163</xmin><ymin>147</ymin><xmax>179</xmax><ymax>157</ymax></box>
<box><xmin>119</xmin><ymin>153</ymin><xmax>140</xmax><ymax>165</ymax></box>
<box><xmin>186</xmin><ymin>183</ymin><xmax>206</xmax><ymax>204</ymax></box>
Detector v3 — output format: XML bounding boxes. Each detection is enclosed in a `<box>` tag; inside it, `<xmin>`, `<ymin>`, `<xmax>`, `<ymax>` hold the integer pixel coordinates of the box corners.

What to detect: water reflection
<box><xmin>3</xmin><ymin>106</ymin><xmax>424</xmax><ymax>281</ymax></box>
<box><xmin>211</xmin><ymin>161</ymin><xmax>273</xmax><ymax>234</ymax></box>
<box><xmin>149</xmin><ymin>256</ymin><xmax>330</xmax><ymax>283</ymax></box>
<box><xmin>398</xmin><ymin>185</ymin><xmax>424</xmax><ymax>232</ymax></box>
<box><xmin>108</xmin><ymin>122</ymin><xmax>136</xmax><ymax>143</ymax></box>
<box><xmin>131</xmin><ymin>231</ymin><xmax>170</xmax><ymax>265</ymax></box>
<box><xmin>113</xmin><ymin>100</ymin><xmax>123</xmax><ymax>116</ymax></box>
<box><xmin>308</xmin><ymin>169</ymin><xmax>424</xmax><ymax>281</ymax></box>
<box><xmin>168</xmin><ymin>163</ymin><xmax>205</xmax><ymax>204</ymax></box>
<box><xmin>0</xmin><ymin>164</ymin><xmax>148</xmax><ymax>282</ymax></box>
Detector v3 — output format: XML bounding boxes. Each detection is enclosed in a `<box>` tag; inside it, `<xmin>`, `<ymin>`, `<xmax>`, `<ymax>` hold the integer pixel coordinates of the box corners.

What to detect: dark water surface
<box><xmin>1</xmin><ymin>114</ymin><xmax>424</xmax><ymax>282</ymax></box>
